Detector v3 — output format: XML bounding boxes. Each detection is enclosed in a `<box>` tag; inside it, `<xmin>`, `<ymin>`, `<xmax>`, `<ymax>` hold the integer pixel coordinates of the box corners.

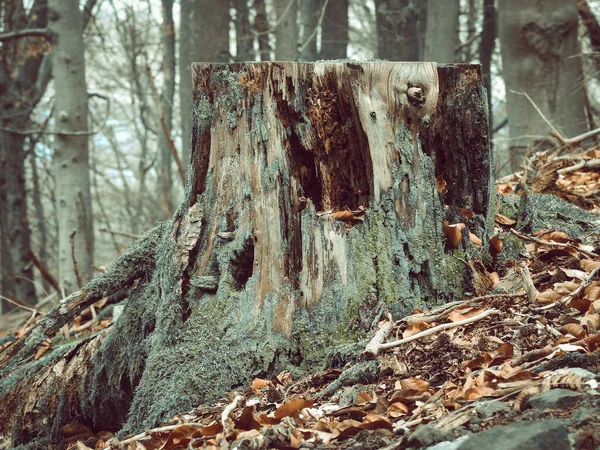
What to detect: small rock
<box><xmin>407</xmin><ymin>424</ymin><xmax>445</xmax><ymax>448</ymax></box>
<box><xmin>456</xmin><ymin>420</ymin><xmax>570</xmax><ymax>450</ymax></box>
<box><xmin>428</xmin><ymin>435</ymin><xmax>469</xmax><ymax>450</ymax></box>
<box><xmin>527</xmin><ymin>388</ymin><xmax>583</xmax><ymax>410</ymax></box>
<box><xmin>475</xmin><ymin>400</ymin><xmax>511</xmax><ymax>419</ymax></box>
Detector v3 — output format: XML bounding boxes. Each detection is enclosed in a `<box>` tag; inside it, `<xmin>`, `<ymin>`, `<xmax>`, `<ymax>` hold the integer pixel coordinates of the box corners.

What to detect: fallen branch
<box><xmin>557</xmin><ymin>158</ymin><xmax>600</xmax><ymax>175</ymax></box>
<box><xmin>0</xmin><ymin>223</ymin><xmax>164</xmax><ymax>373</ymax></box>
<box><xmin>374</xmin><ymin>309</ymin><xmax>500</xmax><ymax>353</ymax></box>
<box><xmin>363</xmin><ymin>311</ymin><xmax>393</xmax><ymax>357</ymax></box>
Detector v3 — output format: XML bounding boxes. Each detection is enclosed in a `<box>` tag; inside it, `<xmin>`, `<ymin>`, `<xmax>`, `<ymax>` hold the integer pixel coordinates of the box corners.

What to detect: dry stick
<box><xmin>69</xmin><ymin>230</ymin><xmax>83</xmax><ymax>289</ymax></box>
<box><xmin>102</xmin><ymin>422</ymin><xmax>217</xmax><ymax>449</ymax></box>
<box><xmin>222</xmin><ymin>395</ymin><xmax>245</xmax><ymax>432</ymax></box>
<box><xmin>99</xmin><ymin>227</ymin><xmax>141</xmax><ymax>240</ymax></box>
<box><xmin>0</xmin><ymin>294</ymin><xmax>39</xmax><ymax>314</ymax></box>
<box><xmin>557</xmin><ymin>158</ymin><xmax>600</xmax><ymax>175</ymax></box>
<box><xmin>26</xmin><ymin>249</ymin><xmax>60</xmax><ymax>294</ymax></box>
<box><xmin>145</xmin><ymin>65</ymin><xmax>186</xmax><ymax>184</ymax></box>
<box><xmin>509</xmin><ymin>228</ymin><xmax>600</xmax><ymax>259</ymax></box>
<box><xmin>375</xmin><ymin>309</ymin><xmax>500</xmax><ymax>353</ymax></box>
<box><xmin>405</xmin><ymin>293</ymin><xmax>522</xmax><ymax>325</ymax></box>
<box><xmin>364</xmin><ymin>312</ymin><xmax>393</xmax><ymax>357</ymax></box>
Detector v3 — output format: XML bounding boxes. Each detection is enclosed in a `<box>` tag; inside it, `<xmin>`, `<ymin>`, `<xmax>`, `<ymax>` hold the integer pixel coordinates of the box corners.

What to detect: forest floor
<box><xmin>5</xmin><ymin>146</ymin><xmax>600</xmax><ymax>450</ymax></box>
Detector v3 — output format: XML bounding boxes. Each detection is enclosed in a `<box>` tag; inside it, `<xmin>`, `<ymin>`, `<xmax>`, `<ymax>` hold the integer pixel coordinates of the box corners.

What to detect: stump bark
<box><xmin>0</xmin><ymin>62</ymin><xmax>493</xmax><ymax>447</ymax></box>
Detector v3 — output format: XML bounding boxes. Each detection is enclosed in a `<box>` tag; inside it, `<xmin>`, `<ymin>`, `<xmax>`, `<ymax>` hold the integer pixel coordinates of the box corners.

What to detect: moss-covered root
<box><xmin>0</xmin><ymin>222</ymin><xmax>167</xmax><ymax>376</ymax></box>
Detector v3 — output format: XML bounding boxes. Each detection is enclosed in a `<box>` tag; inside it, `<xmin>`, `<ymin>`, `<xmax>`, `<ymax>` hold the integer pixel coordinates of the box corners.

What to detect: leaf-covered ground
<box><xmin>4</xmin><ymin>147</ymin><xmax>600</xmax><ymax>449</ymax></box>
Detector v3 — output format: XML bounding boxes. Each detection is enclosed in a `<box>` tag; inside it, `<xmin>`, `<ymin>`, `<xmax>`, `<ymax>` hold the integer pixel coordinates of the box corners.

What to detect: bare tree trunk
<box><xmin>374</xmin><ymin>0</ymin><xmax>420</xmax><ymax>60</ymax></box>
<box><xmin>299</xmin><ymin>0</ymin><xmax>319</xmax><ymax>61</ymax></box>
<box><xmin>479</xmin><ymin>0</ymin><xmax>496</xmax><ymax>126</ymax></box>
<box><xmin>0</xmin><ymin>62</ymin><xmax>494</xmax><ymax>446</ymax></box>
<box><xmin>179</xmin><ymin>0</ymin><xmax>230</xmax><ymax>174</ymax></box>
<box><xmin>158</xmin><ymin>0</ymin><xmax>175</xmax><ymax>220</ymax></box>
<box><xmin>274</xmin><ymin>0</ymin><xmax>299</xmax><ymax>60</ymax></box>
<box><xmin>235</xmin><ymin>0</ymin><xmax>255</xmax><ymax>61</ymax></box>
<box><xmin>416</xmin><ymin>0</ymin><xmax>427</xmax><ymax>60</ymax></box>
<box><xmin>424</xmin><ymin>0</ymin><xmax>459</xmax><ymax>62</ymax></box>
<box><xmin>254</xmin><ymin>0</ymin><xmax>271</xmax><ymax>61</ymax></box>
<box><xmin>29</xmin><ymin>140</ymin><xmax>50</xmax><ymax>294</ymax></box>
<box><xmin>0</xmin><ymin>0</ymin><xmax>49</xmax><ymax>310</ymax></box>
<box><xmin>499</xmin><ymin>0</ymin><xmax>588</xmax><ymax>171</ymax></box>
<box><xmin>49</xmin><ymin>0</ymin><xmax>94</xmax><ymax>293</ymax></box>
<box><xmin>320</xmin><ymin>0</ymin><xmax>349</xmax><ymax>59</ymax></box>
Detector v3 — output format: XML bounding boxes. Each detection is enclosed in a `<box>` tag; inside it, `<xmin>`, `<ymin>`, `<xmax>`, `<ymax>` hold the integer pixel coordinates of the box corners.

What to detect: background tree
<box><xmin>157</xmin><ymin>0</ymin><xmax>176</xmax><ymax>220</ymax></box>
<box><xmin>299</xmin><ymin>0</ymin><xmax>319</xmax><ymax>61</ymax></box>
<box><xmin>49</xmin><ymin>0</ymin><xmax>94</xmax><ymax>293</ymax></box>
<box><xmin>274</xmin><ymin>0</ymin><xmax>299</xmax><ymax>60</ymax></box>
<box><xmin>424</xmin><ymin>0</ymin><xmax>459</xmax><ymax>62</ymax></box>
<box><xmin>0</xmin><ymin>0</ymin><xmax>49</xmax><ymax>311</ymax></box>
<box><xmin>374</xmin><ymin>0</ymin><xmax>421</xmax><ymax>60</ymax></box>
<box><xmin>321</xmin><ymin>0</ymin><xmax>349</xmax><ymax>59</ymax></box>
<box><xmin>499</xmin><ymin>0</ymin><xmax>588</xmax><ymax>171</ymax></box>
<box><xmin>179</xmin><ymin>0</ymin><xmax>229</xmax><ymax>172</ymax></box>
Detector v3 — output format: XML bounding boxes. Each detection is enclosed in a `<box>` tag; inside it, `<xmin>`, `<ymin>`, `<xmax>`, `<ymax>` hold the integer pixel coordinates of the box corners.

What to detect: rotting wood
<box><xmin>0</xmin><ymin>62</ymin><xmax>493</xmax><ymax>447</ymax></box>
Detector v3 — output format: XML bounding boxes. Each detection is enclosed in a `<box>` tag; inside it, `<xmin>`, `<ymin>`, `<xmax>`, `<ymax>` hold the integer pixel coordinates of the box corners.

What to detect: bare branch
<box><xmin>0</xmin><ymin>28</ymin><xmax>51</xmax><ymax>43</ymax></box>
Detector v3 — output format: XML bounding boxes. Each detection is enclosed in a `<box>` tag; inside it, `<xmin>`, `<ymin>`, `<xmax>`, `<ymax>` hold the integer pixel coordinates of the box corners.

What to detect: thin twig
<box><xmin>296</xmin><ymin>0</ymin><xmax>330</xmax><ymax>58</ymax></box>
<box><xmin>69</xmin><ymin>230</ymin><xmax>83</xmax><ymax>289</ymax></box>
<box><xmin>376</xmin><ymin>309</ymin><xmax>500</xmax><ymax>353</ymax></box>
<box><xmin>145</xmin><ymin>65</ymin><xmax>186</xmax><ymax>184</ymax></box>
<box><xmin>0</xmin><ymin>28</ymin><xmax>51</xmax><ymax>42</ymax></box>
<box><xmin>99</xmin><ymin>228</ymin><xmax>141</xmax><ymax>240</ymax></box>
<box><xmin>0</xmin><ymin>295</ymin><xmax>39</xmax><ymax>314</ymax></box>
<box><xmin>510</xmin><ymin>90</ymin><xmax>566</xmax><ymax>143</ymax></box>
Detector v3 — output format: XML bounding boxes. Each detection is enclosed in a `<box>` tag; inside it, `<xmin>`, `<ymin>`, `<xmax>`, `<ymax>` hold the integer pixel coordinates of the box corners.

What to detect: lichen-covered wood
<box><xmin>0</xmin><ymin>61</ymin><xmax>493</xmax><ymax>447</ymax></box>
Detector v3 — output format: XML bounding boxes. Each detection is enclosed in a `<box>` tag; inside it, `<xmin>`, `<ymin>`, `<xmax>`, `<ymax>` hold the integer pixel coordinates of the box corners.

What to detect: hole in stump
<box><xmin>231</xmin><ymin>235</ymin><xmax>255</xmax><ymax>290</ymax></box>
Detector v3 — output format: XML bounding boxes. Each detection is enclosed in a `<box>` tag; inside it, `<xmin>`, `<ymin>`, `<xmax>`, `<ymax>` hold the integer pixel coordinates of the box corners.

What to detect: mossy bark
<box><xmin>0</xmin><ymin>62</ymin><xmax>493</xmax><ymax>447</ymax></box>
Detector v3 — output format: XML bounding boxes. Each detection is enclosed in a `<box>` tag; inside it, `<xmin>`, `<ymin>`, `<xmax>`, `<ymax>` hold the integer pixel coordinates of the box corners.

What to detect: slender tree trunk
<box><xmin>0</xmin><ymin>62</ymin><xmax>494</xmax><ymax>447</ymax></box>
<box><xmin>274</xmin><ymin>0</ymin><xmax>299</xmax><ymax>60</ymax></box>
<box><xmin>179</xmin><ymin>0</ymin><xmax>230</xmax><ymax>173</ymax></box>
<box><xmin>416</xmin><ymin>0</ymin><xmax>427</xmax><ymax>61</ymax></box>
<box><xmin>29</xmin><ymin>141</ymin><xmax>50</xmax><ymax>294</ymax></box>
<box><xmin>0</xmin><ymin>132</ymin><xmax>36</xmax><ymax>308</ymax></box>
<box><xmin>499</xmin><ymin>0</ymin><xmax>588</xmax><ymax>171</ymax></box>
<box><xmin>254</xmin><ymin>0</ymin><xmax>271</xmax><ymax>61</ymax></box>
<box><xmin>479</xmin><ymin>0</ymin><xmax>496</xmax><ymax>126</ymax></box>
<box><xmin>576</xmin><ymin>0</ymin><xmax>600</xmax><ymax>77</ymax></box>
<box><xmin>235</xmin><ymin>0</ymin><xmax>255</xmax><ymax>61</ymax></box>
<box><xmin>49</xmin><ymin>0</ymin><xmax>94</xmax><ymax>293</ymax></box>
<box><xmin>424</xmin><ymin>0</ymin><xmax>459</xmax><ymax>62</ymax></box>
<box><xmin>320</xmin><ymin>0</ymin><xmax>349</xmax><ymax>59</ymax></box>
<box><xmin>374</xmin><ymin>0</ymin><xmax>420</xmax><ymax>60</ymax></box>
<box><xmin>299</xmin><ymin>0</ymin><xmax>319</xmax><ymax>61</ymax></box>
<box><xmin>158</xmin><ymin>0</ymin><xmax>175</xmax><ymax>221</ymax></box>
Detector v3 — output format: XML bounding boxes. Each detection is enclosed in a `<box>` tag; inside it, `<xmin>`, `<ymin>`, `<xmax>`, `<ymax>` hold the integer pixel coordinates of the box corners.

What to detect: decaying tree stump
<box><xmin>0</xmin><ymin>62</ymin><xmax>493</xmax><ymax>447</ymax></box>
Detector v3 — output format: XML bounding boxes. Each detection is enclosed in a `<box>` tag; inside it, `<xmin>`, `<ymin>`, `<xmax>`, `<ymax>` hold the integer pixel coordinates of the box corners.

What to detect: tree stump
<box><xmin>0</xmin><ymin>62</ymin><xmax>493</xmax><ymax>446</ymax></box>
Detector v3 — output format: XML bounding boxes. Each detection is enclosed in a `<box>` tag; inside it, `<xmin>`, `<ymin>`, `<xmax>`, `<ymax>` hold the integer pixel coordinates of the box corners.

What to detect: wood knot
<box><xmin>407</xmin><ymin>86</ymin><xmax>425</xmax><ymax>108</ymax></box>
